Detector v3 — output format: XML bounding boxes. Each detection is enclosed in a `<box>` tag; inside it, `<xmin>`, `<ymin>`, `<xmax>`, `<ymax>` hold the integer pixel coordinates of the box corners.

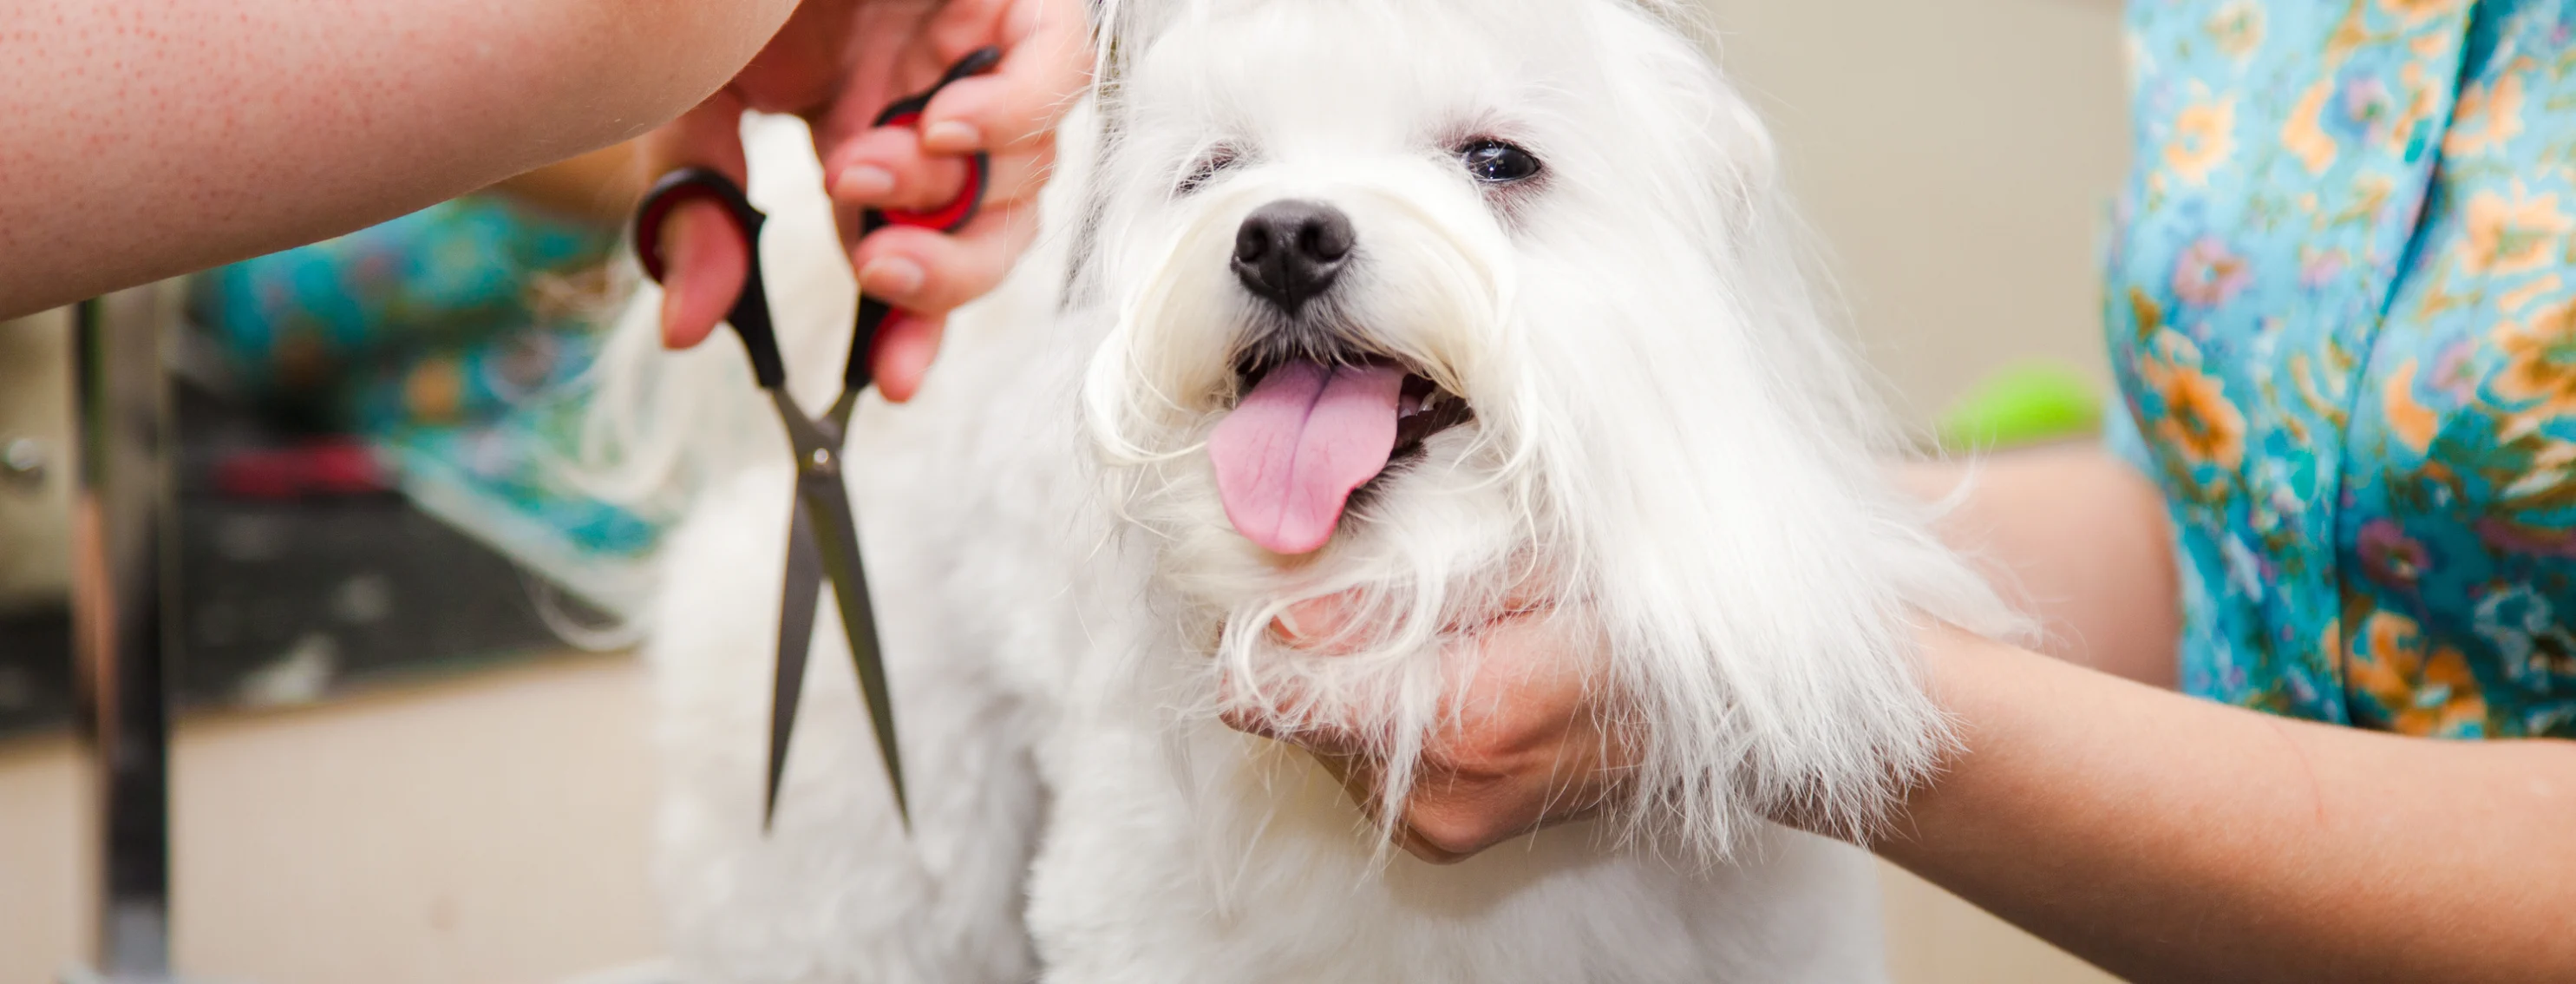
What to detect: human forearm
<box><xmin>0</xmin><ymin>0</ymin><xmax>795</xmax><ymax>318</ymax></box>
<box><xmin>1881</xmin><ymin>627</ymin><xmax>2576</xmax><ymax>983</ymax></box>
<box><xmin>1904</xmin><ymin>443</ymin><xmax>2180</xmax><ymax>686</ymax></box>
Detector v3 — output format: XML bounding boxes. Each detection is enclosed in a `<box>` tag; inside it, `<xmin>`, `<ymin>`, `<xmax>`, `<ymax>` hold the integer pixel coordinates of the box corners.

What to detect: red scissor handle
<box><xmin>866</xmin><ymin>45</ymin><xmax>1002</xmax><ymax>236</ymax></box>
<box><xmin>873</xmin><ymin>108</ymin><xmax>989</xmax><ymax>233</ymax></box>
<box><xmin>847</xmin><ymin>46</ymin><xmax>1003</xmax><ymax>389</ymax></box>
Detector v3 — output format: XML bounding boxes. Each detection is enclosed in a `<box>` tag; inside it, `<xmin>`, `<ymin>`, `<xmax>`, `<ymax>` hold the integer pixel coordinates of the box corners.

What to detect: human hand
<box><xmin>1226</xmin><ymin>594</ymin><xmax>1638</xmax><ymax>864</ymax></box>
<box><xmin>640</xmin><ymin>0</ymin><xmax>1089</xmax><ymax>402</ymax></box>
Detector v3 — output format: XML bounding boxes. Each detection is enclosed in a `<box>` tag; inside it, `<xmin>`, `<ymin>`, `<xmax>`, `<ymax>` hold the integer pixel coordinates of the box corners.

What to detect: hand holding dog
<box><xmin>644</xmin><ymin>0</ymin><xmax>1089</xmax><ymax>402</ymax></box>
<box><xmin>1241</xmin><ymin>593</ymin><xmax>1917</xmax><ymax>863</ymax></box>
<box><xmin>1239</xmin><ymin>594</ymin><xmax>1638</xmax><ymax>864</ymax></box>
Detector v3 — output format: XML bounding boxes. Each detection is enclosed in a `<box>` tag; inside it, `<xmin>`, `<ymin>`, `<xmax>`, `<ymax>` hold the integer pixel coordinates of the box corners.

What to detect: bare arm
<box><xmin>1253</xmin><ymin>442</ymin><xmax>2576</xmax><ymax>978</ymax></box>
<box><xmin>0</xmin><ymin>0</ymin><xmax>796</xmax><ymax>318</ymax></box>
<box><xmin>1907</xmin><ymin>443</ymin><xmax>2182</xmax><ymax>686</ymax></box>
<box><xmin>1886</xmin><ymin>626</ymin><xmax>2576</xmax><ymax>983</ymax></box>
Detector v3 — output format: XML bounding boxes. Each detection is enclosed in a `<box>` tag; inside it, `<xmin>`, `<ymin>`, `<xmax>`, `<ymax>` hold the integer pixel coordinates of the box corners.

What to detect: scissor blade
<box><xmin>796</xmin><ymin>471</ymin><xmax>909</xmax><ymax>826</ymax></box>
<box><xmin>765</xmin><ymin>495</ymin><xmax>827</xmax><ymax>831</ymax></box>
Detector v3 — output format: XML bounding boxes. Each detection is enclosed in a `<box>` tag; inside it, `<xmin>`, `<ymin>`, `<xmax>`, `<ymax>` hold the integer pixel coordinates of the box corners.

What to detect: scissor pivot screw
<box><xmin>810</xmin><ymin>449</ymin><xmax>835</xmax><ymax>469</ymax></box>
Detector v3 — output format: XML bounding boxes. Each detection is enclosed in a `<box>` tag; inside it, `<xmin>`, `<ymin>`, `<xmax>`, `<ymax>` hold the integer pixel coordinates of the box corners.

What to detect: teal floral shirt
<box><xmin>2110</xmin><ymin>0</ymin><xmax>2576</xmax><ymax>737</ymax></box>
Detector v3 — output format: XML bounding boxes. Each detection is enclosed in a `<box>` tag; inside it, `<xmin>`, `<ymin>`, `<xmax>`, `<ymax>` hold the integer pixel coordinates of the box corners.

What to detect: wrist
<box><xmin>1775</xmin><ymin>623</ymin><xmax>2026</xmax><ymax>846</ymax></box>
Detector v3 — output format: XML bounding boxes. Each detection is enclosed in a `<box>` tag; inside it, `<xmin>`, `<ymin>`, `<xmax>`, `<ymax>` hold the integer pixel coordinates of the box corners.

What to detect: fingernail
<box><xmin>659</xmin><ymin>205</ymin><xmax>699</xmax><ymax>269</ymax></box>
<box><xmin>1272</xmin><ymin>608</ymin><xmax>1308</xmax><ymax>642</ymax></box>
<box><xmin>659</xmin><ymin>285</ymin><xmax>690</xmax><ymax>347</ymax></box>
<box><xmin>657</xmin><ymin>225</ymin><xmax>695</xmax><ymax>342</ymax></box>
<box><xmin>922</xmin><ymin>121</ymin><xmax>981</xmax><ymax>153</ymax></box>
<box><xmin>835</xmin><ymin>165</ymin><xmax>895</xmax><ymax>199</ymax></box>
<box><xmin>859</xmin><ymin>257</ymin><xmax>925</xmax><ymax>298</ymax></box>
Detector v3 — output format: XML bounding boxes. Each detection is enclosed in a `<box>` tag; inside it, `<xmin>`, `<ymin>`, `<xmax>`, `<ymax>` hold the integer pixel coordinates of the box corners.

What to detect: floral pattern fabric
<box><xmin>189</xmin><ymin>195</ymin><xmax>670</xmax><ymax>618</ymax></box>
<box><xmin>2109</xmin><ymin>0</ymin><xmax>2576</xmax><ymax>738</ymax></box>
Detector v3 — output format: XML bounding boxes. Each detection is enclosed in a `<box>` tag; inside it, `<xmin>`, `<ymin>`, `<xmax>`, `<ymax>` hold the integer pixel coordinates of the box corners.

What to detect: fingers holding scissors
<box><xmin>638</xmin><ymin>89</ymin><xmax>756</xmax><ymax>351</ymax></box>
<box><xmin>637</xmin><ymin>0</ymin><xmax>1089</xmax><ymax>358</ymax></box>
<box><xmin>816</xmin><ymin>0</ymin><xmax>1083</xmax><ymax>195</ymax></box>
<box><xmin>832</xmin><ymin>115</ymin><xmax>1054</xmax><ymax>317</ymax></box>
<box><xmin>821</xmin><ymin>120</ymin><xmax>1053</xmax><ymax>216</ymax></box>
<box><xmin>822</xmin><ymin>0</ymin><xmax>1087</xmax><ymax>401</ymax></box>
<box><xmin>821</xmin><ymin>0</ymin><xmax>1082</xmax><ymax>207</ymax></box>
<box><xmin>912</xmin><ymin>0</ymin><xmax>1090</xmax><ymax>155</ymax></box>
<box><xmin>850</xmin><ymin>208</ymin><xmax>1041</xmax><ymax>401</ymax></box>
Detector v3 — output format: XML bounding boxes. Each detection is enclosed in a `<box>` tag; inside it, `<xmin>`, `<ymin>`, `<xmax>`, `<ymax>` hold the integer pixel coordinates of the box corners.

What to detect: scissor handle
<box><xmin>846</xmin><ymin>45</ymin><xmax>1004</xmax><ymax>391</ymax></box>
<box><xmin>632</xmin><ymin>46</ymin><xmax>1004</xmax><ymax>396</ymax></box>
<box><xmin>869</xmin><ymin>45</ymin><xmax>1002</xmax><ymax>233</ymax></box>
<box><xmin>634</xmin><ymin>168</ymin><xmax>788</xmax><ymax>390</ymax></box>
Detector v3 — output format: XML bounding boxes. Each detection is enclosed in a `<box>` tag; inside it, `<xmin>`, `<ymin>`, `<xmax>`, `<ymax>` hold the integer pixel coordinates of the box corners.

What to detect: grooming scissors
<box><xmin>633</xmin><ymin>46</ymin><xmax>1004</xmax><ymax>830</ymax></box>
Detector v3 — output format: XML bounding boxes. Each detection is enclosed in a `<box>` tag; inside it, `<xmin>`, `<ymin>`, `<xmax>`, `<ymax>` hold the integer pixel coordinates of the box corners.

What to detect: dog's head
<box><xmin>1074</xmin><ymin>0</ymin><xmax>2012</xmax><ymax>850</ymax></box>
<box><xmin>1082</xmin><ymin>0</ymin><xmax>1782</xmax><ymax>592</ymax></box>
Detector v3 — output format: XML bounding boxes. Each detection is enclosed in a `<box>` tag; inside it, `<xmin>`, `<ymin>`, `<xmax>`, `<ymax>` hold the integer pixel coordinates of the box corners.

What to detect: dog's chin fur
<box><xmin>607</xmin><ymin>1</ymin><xmax>2024</xmax><ymax>981</ymax></box>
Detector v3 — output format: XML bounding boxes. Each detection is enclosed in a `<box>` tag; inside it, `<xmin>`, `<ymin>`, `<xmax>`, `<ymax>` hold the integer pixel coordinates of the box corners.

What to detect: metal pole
<box><xmin>62</xmin><ymin>285</ymin><xmax>186</xmax><ymax>984</ymax></box>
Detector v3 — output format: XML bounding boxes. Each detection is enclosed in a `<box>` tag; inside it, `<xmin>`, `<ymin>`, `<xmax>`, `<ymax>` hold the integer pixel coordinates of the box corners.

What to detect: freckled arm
<box><xmin>0</xmin><ymin>0</ymin><xmax>796</xmax><ymax>318</ymax></box>
<box><xmin>1880</xmin><ymin>626</ymin><xmax>2576</xmax><ymax>983</ymax></box>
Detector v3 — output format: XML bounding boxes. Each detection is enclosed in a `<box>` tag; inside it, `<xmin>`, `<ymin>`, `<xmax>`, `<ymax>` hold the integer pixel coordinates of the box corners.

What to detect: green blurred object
<box><xmin>1935</xmin><ymin>360</ymin><xmax>2106</xmax><ymax>451</ymax></box>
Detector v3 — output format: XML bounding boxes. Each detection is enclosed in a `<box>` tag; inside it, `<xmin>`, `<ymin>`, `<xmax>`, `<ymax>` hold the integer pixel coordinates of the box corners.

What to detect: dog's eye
<box><xmin>1178</xmin><ymin>148</ymin><xmax>1240</xmax><ymax>195</ymax></box>
<box><xmin>1458</xmin><ymin>139</ymin><xmax>1541</xmax><ymax>184</ymax></box>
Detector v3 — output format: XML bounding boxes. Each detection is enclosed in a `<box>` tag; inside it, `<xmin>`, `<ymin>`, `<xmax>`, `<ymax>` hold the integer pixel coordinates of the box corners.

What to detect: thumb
<box><xmin>1270</xmin><ymin>589</ymin><xmax>1369</xmax><ymax>653</ymax></box>
<box><xmin>640</xmin><ymin>91</ymin><xmax>754</xmax><ymax>350</ymax></box>
<box><xmin>654</xmin><ymin>201</ymin><xmax>748</xmax><ymax>350</ymax></box>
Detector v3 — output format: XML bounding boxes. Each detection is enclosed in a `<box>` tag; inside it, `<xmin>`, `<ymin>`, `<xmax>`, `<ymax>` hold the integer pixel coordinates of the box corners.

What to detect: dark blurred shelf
<box><xmin>0</xmin><ymin>607</ymin><xmax>73</xmax><ymax>735</ymax></box>
<box><xmin>0</xmin><ymin>382</ymin><xmax>605</xmax><ymax>740</ymax></box>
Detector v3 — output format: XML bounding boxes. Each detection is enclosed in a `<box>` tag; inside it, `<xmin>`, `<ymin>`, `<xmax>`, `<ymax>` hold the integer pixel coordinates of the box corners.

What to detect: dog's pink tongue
<box><xmin>1208</xmin><ymin>360</ymin><xmax>1405</xmax><ymax>554</ymax></box>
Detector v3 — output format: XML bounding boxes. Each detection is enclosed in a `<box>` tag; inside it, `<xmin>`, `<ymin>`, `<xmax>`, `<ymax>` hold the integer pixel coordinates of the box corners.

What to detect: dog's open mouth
<box><xmin>1206</xmin><ymin>352</ymin><xmax>1473</xmax><ymax>556</ymax></box>
<box><xmin>1389</xmin><ymin>371</ymin><xmax>1475</xmax><ymax>453</ymax></box>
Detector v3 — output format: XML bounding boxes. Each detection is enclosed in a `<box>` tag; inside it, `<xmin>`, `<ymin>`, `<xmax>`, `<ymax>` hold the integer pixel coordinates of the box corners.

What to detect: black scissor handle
<box><xmin>846</xmin><ymin>45</ymin><xmax>1004</xmax><ymax>391</ymax></box>
<box><xmin>634</xmin><ymin>167</ymin><xmax>789</xmax><ymax>390</ymax></box>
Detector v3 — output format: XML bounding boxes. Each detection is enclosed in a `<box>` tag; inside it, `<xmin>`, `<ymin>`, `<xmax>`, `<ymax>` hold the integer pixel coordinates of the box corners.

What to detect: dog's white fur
<box><xmin>603</xmin><ymin>1</ymin><xmax>2019</xmax><ymax>980</ymax></box>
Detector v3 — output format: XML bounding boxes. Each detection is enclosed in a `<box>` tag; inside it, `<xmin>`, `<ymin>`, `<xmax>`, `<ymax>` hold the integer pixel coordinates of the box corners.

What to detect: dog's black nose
<box><xmin>1232</xmin><ymin>200</ymin><xmax>1353</xmax><ymax>313</ymax></box>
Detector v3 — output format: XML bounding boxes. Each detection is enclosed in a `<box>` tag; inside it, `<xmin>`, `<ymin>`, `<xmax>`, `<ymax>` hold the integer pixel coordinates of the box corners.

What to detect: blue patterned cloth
<box><xmin>2109</xmin><ymin>0</ymin><xmax>2576</xmax><ymax>737</ymax></box>
<box><xmin>189</xmin><ymin>195</ymin><xmax>669</xmax><ymax>617</ymax></box>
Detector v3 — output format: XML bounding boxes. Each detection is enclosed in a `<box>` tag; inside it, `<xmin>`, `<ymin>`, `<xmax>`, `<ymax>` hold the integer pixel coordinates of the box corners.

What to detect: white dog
<box><xmin>602</xmin><ymin>1</ymin><xmax>2020</xmax><ymax>981</ymax></box>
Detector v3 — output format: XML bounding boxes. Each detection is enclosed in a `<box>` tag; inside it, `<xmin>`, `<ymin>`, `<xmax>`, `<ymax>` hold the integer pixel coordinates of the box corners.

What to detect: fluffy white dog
<box><xmin>602</xmin><ymin>1</ymin><xmax>2019</xmax><ymax>981</ymax></box>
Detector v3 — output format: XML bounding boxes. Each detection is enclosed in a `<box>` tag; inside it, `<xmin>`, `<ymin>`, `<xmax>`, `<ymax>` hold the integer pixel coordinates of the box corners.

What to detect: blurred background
<box><xmin>0</xmin><ymin>0</ymin><xmax>2128</xmax><ymax>981</ymax></box>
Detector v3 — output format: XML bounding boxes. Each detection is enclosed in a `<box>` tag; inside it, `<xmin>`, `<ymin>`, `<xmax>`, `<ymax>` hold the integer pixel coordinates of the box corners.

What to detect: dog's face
<box><xmin>1082</xmin><ymin>0</ymin><xmax>1772</xmax><ymax>621</ymax></box>
<box><xmin>1076</xmin><ymin>0</ymin><xmax>1995</xmax><ymax>845</ymax></box>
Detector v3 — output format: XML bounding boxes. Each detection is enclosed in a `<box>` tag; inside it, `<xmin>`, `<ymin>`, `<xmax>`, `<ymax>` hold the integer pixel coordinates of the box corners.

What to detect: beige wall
<box><xmin>0</xmin><ymin>657</ymin><xmax>664</xmax><ymax>984</ymax></box>
<box><xmin>1702</xmin><ymin>0</ymin><xmax>2131</xmax><ymax>421</ymax></box>
<box><xmin>0</xmin><ymin>310</ymin><xmax>75</xmax><ymax>612</ymax></box>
